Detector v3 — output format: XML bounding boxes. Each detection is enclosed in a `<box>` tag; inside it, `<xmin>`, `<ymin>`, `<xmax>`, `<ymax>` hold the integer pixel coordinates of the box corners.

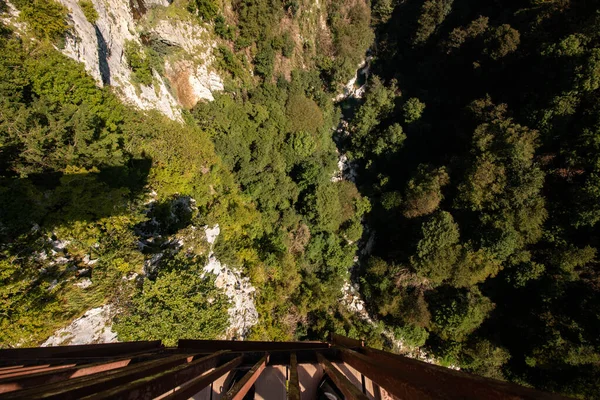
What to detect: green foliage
<box><xmin>0</xmin><ymin>31</ymin><xmax>250</xmax><ymax>347</ymax></box>
<box><xmin>215</xmin><ymin>46</ymin><xmax>246</xmax><ymax>81</ymax></box>
<box><xmin>214</xmin><ymin>15</ymin><xmax>234</xmax><ymax>40</ymax></box>
<box><xmin>113</xmin><ymin>266</ymin><xmax>229</xmax><ymax>346</ymax></box>
<box><xmin>350</xmin><ymin>76</ymin><xmax>399</xmax><ymax>159</ymax></box>
<box><xmin>381</xmin><ymin>191</ymin><xmax>402</xmax><ymax>210</ymax></box>
<box><xmin>286</xmin><ymin>95</ymin><xmax>324</xmax><ymax>135</ymax></box>
<box><xmin>577</xmin><ymin>48</ymin><xmax>600</xmax><ymax>92</ymax></box>
<box><xmin>187</xmin><ymin>0</ymin><xmax>219</xmax><ymax>21</ymax></box>
<box><xmin>445</xmin><ymin>16</ymin><xmax>489</xmax><ymax>52</ymax></box>
<box><xmin>234</xmin><ymin>0</ymin><xmax>282</xmax><ymax>48</ymax></box>
<box><xmin>324</xmin><ymin>0</ymin><xmax>374</xmax><ymax>86</ymax></box>
<box><xmin>402</xmin><ymin>165</ymin><xmax>448</xmax><ymax>218</ymax></box>
<box><xmin>452</xmin><ymin>247</ymin><xmax>501</xmax><ymax>287</ymax></box>
<box><xmin>394</xmin><ymin>324</ymin><xmax>429</xmax><ymax>348</ymax></box>
<box><xmin>79</xmin><ymin>0</ymin><xmax>98</xmax><ymax>25</ymax></box>
<box><xmin>413</xmin><ymin>0</ymin><xmax>454</xmax><ymax>45</ymax></box>
<box><xmin>432</xmin><ymin>339</ymin><xmax>463</xmax><ymax>367</ymax></box>
<box><xmin>541</xmin><ymin>34</ymin><xmax>587</xmax><ymax>58</ymax></box>
<box><xmin>429</xmin><ymin>288</ymin><xmax>494</xmax><ymax>342</ymax></box>
<box><xmin>461</xmin><ymin>339</ymin><xmax>510</xmax><ymax>380</ymax></box>
<box><xmin>484</xmin><ymin>24</ymin><xmax>520</xmax><ymax>60</ymax></box>
<box><xmin>14</xmin><ymin>0</ymin><xmax>68</xmax><ymax>42</ymax></box>
<box><xmin>504</xmin><ymin>260</ymin><xmax>545</xmax><ymax>287</ymax></box>
<box><xmin>374</xmin><ymin>123</ymin><xmax>406</xmax><ymax>156</ymax></box>
<box><xmin>225</xmin><ymin>0</ymin><xmax>373</xmax><ymax>86</ymax></box>
<box><xmin>412</xmin><ymin>211</ymin><xmax>461</xmax><ymax>285</ymax></box>
<box><xmin>254</xmin><ymin>42</ymin><xmax>275</xmax><ymax>78</ymax></box>
<box><xmin>124</xmin><ymin>40</ymin><xmax>153</xmax><ymax>86</ymax></box>
<box><xmin>191</xmin><ymin>69</ymin><xmax>366</xmax><ymax>338</ymax></box>
<box><xmin>456</xmin><ymin>103</ymin><xmax>546</xmax><ymax>263</ymax></box>
<box><xmin>344</xmin><ymin>0</ymin><xmax>600</xmax><ymax>395</ymax></box>
<box><xmin>372</xmin><ymin>0</ymin><xmax>395</xmax><ymax>24</ymax></box>
<box><xmin>281</xmin><ymin>32</ymin><xmax>295</xmax><ymax>58</ymax></box>
<box><xmin>5</xmin><ymin>0</ymin><xmax>600</xmax><ymax>396</ymax></box>
<box><xmin>0</xmin><ymin>44</ymin><xmax>126</xmax><ymax>175</ymax></box>
<box><xmin>402</xmin><ymin>97</ymin><xmax>426</xmax><ymax>123</ymax></box>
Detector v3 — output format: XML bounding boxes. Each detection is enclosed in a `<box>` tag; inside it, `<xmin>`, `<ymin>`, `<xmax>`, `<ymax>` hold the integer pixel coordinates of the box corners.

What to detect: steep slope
<box><xmin>58</xmin><ymin>0</ymin><xmax>226</xmax><ymax>119</ymax></box>
<box><xmin>0</xmin><ymin>0</ymin><xmax>377</xmax><ymax>349</ymax></box>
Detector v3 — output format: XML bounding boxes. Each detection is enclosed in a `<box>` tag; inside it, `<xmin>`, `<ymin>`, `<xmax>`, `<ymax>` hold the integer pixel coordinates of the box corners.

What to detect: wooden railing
<box><xmin>0</xmin><ymin>335</ymin><xmax>571</xmax><ymax>399</ymax></box>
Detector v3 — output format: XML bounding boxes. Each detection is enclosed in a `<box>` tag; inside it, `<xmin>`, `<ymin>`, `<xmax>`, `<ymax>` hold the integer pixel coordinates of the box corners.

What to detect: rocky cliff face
<box><xmin>57</xmin><ymin>0</ymin><xmax>223</xmax><ymax>120</ymax></box>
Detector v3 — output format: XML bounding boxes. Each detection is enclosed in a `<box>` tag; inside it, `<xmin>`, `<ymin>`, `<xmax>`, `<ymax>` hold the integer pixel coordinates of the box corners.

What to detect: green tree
<box><xmin>484</xmin><ymin>24</ymin><xmax>520</xmax><ymax>60</ymax></box>
<box><xmin>187</xmin><ymin>0</ymin><xmax>219</xmax><ymax>21</ymax></box>
<box><xmin>403</xmin><ymin>165</ymin><xmax>449</xmax><ymax>218</ymax></box>
<box><xmin>286</xmin><ymin>95</ymin><xmax>324</xmax><ymax>135</ymax></box>
<box><xmin>324</xmin><ymin>0</ymin><xmax>374</xmax><ymax>86</ymax></box>
<box><xmin>394</xmin><ymin>324</ymin><xmax>429</xmax><ymax>347</ymax></box>
<box><xmin>456</xmin><ymin>105</ymin><xmax>546</xmax><ymax>260</ymax></box>
<box><xmin>402</xmin><ymin>97</ymin><xmax>426</xmax><ymax>123</ymax></box>
<box><xmin>350</xmin><ymin>77</ymin><xmax>398</xmax><ymax>159</ymax></box>
<box><xmin>113</xmin><ymin>266</ymin><xmax>229</xmax><ymax>346</ymax></box>
<box><xmin>413</xmin><ymin>0</ymin><xmax>454</xmax><ymax>45</ymax></box>
<box><xmin>214</xmin><ymin>15</ymin><xmax>234</xmax><ymax>40</ymax></box>
<box><xmin>372</xmin><ymin>0</ymin><xmax>396</xmax><ymax>24</ymax></box>
<box><xmin>124</xmin><ymin>40</ymin><xmax>153</xmax><ymax>86</ymax></box>
<box><xmin>306</xmin><ymin>183</ymin><xmax>343</xmax><ymax>233</ymax></box>
<box><xmin>445</xmin><ymin>16</ymin><xmax>488</xmax><ymax>52</ymax></box>
<box><xmin>14</xmin><ymin>0</ymin><xmax>68</xmax><ymax>42</ymax></box>
<box><xmin>373</xmin><ymin>123</ymin><xmax>406</xmax><ymax>155</ymax></box>
<box><xmin>451</xmin><ymin>247</ymin><xmax>502</xmax><ymax>287</ymax></box>
<box><xmin>429</xmin><ymin>288</ymin><xmax>493</xmax><ymax>342</ymax></box>
<box><xmin>411</xmin><ymin>211</ymin><xmax>461</xmax><ymax>285</ymax></box>
<box><xmin>461</xmin><ymin>339</ymin><xmax>510</xmax><ymax>380</ymax></box>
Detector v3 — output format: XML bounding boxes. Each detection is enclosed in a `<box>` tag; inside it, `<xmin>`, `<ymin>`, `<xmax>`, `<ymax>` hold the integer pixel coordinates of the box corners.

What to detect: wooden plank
<box><xmin>0</xmin><ymin>352</ymin><xmax>204</xmax><ymax>399</ymax></box>
<box><xmin>178</xmin><ymin>339</ymin><xmax>329</xmax><ymax>352</ymax></box>
<box><xmin>0</xmin><ymin>365</ymin><xmax>54</xmax><ymax>377</ymax></box>
<box><xmin>79</xmin><ymin>351</ymin><xmax>228</xmax><ymax>400</ymax></box>
<box><xmin>161</xmin><ymin>356</ymin><xmax>244</xmax><ymax>400</ymax></box>
<box><xmin>0</xmin><ymin>367</ymin><xmax>25</xmax><ymax>372</ymax></box>
<box><xmin>372</xmin><ymin>382</ymin><xmax>382</xmax><ymax>400</ymax></box>
<box><xmin>221</xmin><ymin>354</ymin><xmax>268</xmax><ymax>400</ymax></box>
<box><xmin>343</xmin><ymin>347</ymin><xmax>572</xmax><ymax>400</ymax></box>
<box><xmin>337</xmin><ymin>347</ymin><xmax>433</xmax><ymax>400</ymax></box>
<box><xmin>329</xmin><ymin>333</ymin><xmax>364</xmax><ymax>349</ymax></box>
<box><xmin>0</xmin><ymin>341</ymin><xmax>162</xmax><ymax>360</ymax></box>
<box><xmin>0</xmin><ymin>355</ymin><xmax>145</xmax><ymax>394</ymax></box>
<box><xmin>287</xmin><ymin>353</ymin><xmax>300</xmax><ymax>400</ymax></box>
<box><xmin>0</xmin><ymin>365</ymin><xmax>76</xmax><ymax>380</ymax></box>
<box><xmin>0</xmin><ymin>348</ymin><xmax>179</xmax><ymax>368</ymax></box>
<box><xmin>316</xmin><ymin>352</ymin><xmax>368</xmax><ymax>400</ymax></box>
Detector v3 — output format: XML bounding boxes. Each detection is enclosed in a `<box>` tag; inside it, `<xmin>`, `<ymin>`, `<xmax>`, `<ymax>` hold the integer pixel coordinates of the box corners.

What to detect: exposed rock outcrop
<box><xmin>136</xmin><ymin>194</ymin><xmax>258</xmax><ymax>339</ymax></box>
<box><xmin>55</xmin><ymin>0</ymin><xmax>223</xmax><ymax>119</ymax></box>
<box><xmin>145</xmin><ymin>18</ymin><xmax>224</xmax><ymax>104</ymax></box>
<box><xmin>58</xmin><ymin>0</ymin><xmax>181</xmax><ymax>119</ymax></box>
<box><xmin>42</xmin><ymin>305</ymin><xmax>117</xmax><ymax>346</ymax></box>
<box><xmin>203</xmin><ymin>225</ymin><xmax>259</xmax><ymax>339</ymax></box>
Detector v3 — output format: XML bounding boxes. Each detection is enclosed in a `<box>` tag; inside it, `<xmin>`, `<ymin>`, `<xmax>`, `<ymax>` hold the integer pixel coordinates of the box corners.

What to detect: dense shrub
<box><xmin>79</xmin><ymin>0</ymin><xmax>98</xmax><ymax>24</ymax></box>
<box><xmin>123</xmin><ymin>40</ymin><xmax>153</xmax><ymax>86</ymax></box>
<box><xmin>14</xmin><ymin>0</ymin><xmax>68</xmax><ymax>42</ymax></box>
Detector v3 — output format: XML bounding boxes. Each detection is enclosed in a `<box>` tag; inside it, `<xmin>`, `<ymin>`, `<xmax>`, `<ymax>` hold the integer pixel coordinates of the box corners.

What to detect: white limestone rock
<box><xmin>42</xmin><ymin>305</ymin><xmax>117</xmax><ymax>346</ymax></box>
<box><xmin>57</xmin><ymin>0</ymin><xmax>182</xmax><ymax>120</ymax></box>
<box><xmin>202</xmin><ymin>225</ymin><xmax>258</xmax><ymax>339</ymax></box>
<box><xmin>74</xmin><ymin>278</ymin><xmax>93</xmax><ymax>289</ymax></box>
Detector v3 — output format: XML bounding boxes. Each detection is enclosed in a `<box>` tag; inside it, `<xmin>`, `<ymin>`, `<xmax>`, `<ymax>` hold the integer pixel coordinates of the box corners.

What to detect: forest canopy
<box><xmin>348</xmin><ymin>0</ymin><xmax>600</xmax><ymax>397</ymax></box>
<box><xmin>1</xmin><ymin>0</ymin><xmax>599</xmax><ymax>398</ymax></box>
